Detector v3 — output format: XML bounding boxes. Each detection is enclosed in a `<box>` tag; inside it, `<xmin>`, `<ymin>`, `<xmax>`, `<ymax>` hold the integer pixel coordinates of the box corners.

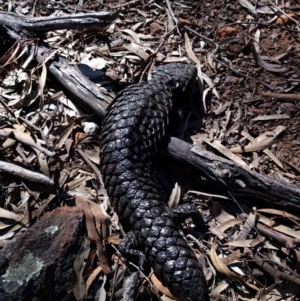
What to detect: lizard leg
<box><xmin>119</xmin><ymin>231</ymin><xmax>146</xmax><ymax>270</ymax></box>
<box><xmin>172</xmin><ymin>203</ymin><xmax>206</xmax><ymax>231</ymax></box>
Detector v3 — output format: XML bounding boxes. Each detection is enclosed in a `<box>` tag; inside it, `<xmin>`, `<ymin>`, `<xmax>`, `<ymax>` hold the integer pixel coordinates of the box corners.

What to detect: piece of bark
<box><xmin>0</xmin><ymin>206</ymin><xmax>85</xmax><ymax>301</ymax></box>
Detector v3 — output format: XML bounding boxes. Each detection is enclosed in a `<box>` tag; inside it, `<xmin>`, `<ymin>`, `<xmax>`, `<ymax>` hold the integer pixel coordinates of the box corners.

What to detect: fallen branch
<box><xmin>37</xmin><ymin>45</ymin><xmax>112</xmax><ymax>117</ymax></box>
<box><xmin>163</xmin><ymin>137</ymin><xmax>300</xmax><ymax>211</ymax></box>
<box><xmin>0</xmin><ymin>11</ymin><xmax>118</xmax><ymax>36</ymax></box>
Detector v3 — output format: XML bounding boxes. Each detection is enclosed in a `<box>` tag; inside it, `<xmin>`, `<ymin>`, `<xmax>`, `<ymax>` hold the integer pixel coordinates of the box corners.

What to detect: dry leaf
<box><xmin>156</xmin><ymin>56</ymin><xmax>187</xmax><ymax>63</ymax></box>
<box><xmin>217</xmin><ymin>26</ymin><xmax>238</xmax><ymax>39</ymax></box>
<box><xmin>105</xmin><ymin>234</ymin><xmax>121</xmax><ymax>245</ymax></box>
<box><xmin>275</xmin><ymin>13</ymin><xmax>297</xmax><ymax>26</ymax></box>
<box><xmin>149</xmin><ymin>21</ymin><xmax>164</xmax><ymax>35</ymax></box>
<box><xmin>125</xmin><ymin>42</ymin><xmax>149</xmax><ymax>60</ymax></box>
<box><xmin>85</xmin><ymin>266</ymin><xmax>103</xmax><ymax>295</ymax></box>
<box><xmin>231</xmin><ymin>127</ymin><xmax>285</xmax><ymax>169</ymax></box>
<box><xmin>75</xmin><ymin>195</ymin><xmax>112</xmax><ymax>274</ymax></box>
<box><xmin>38</xmin><ymin>62</ymin><xmax>47</xmax><ymax>110</ymax></box>
<box><xmin>150</xmin><ymin>273</ymin><xmax>175</xmax><ymax>299</ymax></box>
<box><xmin>211</xmin><ymin>202</ymin><xmax>235</xmax><ymax>224</ymax></box>
<box><xmin>219</xmin><ymin>218</ymin><xmax>246</xmax><ymax>233</ymax></box>
<box><xmin>238</xmin><ymin>0</ymin><xmax>258</xmax><ymax>16</ymax></box>
<box><xmin>0</xmin><ymin>207</ymin><xmax>23</xmax><ymax>224</ymax></box>
<box><xmin>257</xmin><ymin>214</ymin><xmax>300</xmax><ymax>239</ymax></box>
<box><xmin>235</xmin><ymin>210</ymin><xmax>256</xmax><ymax>240</ymax></box>
<box><xmin>121</xmin><ymin>29</ymin><xmax>141</xmax><ymax>44</ymax></box>
<box><xmin>230</xmin><ymin>126</ymin><xmax>286</xmax><ymax>154</ymax></box>
<box><xmin>168</xmin><ymin>182</ymin><xmax>181</xmax><ymax>208</ymax></box>
<box><xmin>251</xmin><ymin>43</ymin><xmax>288</xmax><ymax>73</ymax></box>
<box><xmin>211</xmin><ymin>280</ymin><xmax>230</xmax><ymax>295</ymax></box>
<box><xmin>184</xmin><ymin>32</ymin><xmax>202</xmax><ymax>78</ymax></box>
<box><xmin>195</xmin><ymin>136</ymin><xmax>249</xmax><ymax>169</ymax></box>
<box><xmin>55</xmin><ymin>119</ymin><xmax>76</xmax><ymax>149</ymax></box>
<box><xmin>257</xmin><ymin>208</ymin><xmax>300</xmax><ymax>221</ymax></box>
<box><xmin>210</xmin><ymin>244</ymin><xmax>244</xmax><ymax>281</ymax></box>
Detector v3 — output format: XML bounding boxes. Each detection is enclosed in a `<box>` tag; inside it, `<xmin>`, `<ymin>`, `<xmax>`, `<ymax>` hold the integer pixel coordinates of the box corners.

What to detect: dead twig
<box><xmin>0</xmin><ymin>160</ymin><xmax>53</xmax><ymax>188</ymax></box>
<box><xmin>256</xmin><ymin>223</ymin><xmax>294</xmax><ymax>249</ymax></box>
<box><xmin>260</xmin><ymin>91</ymin><xmax>300</xmax><ymax>101</ymax></box>
<box><xmin>0</xmin><ymin>130</ymin><xmax>56</xmax><ymax>157</ymax></box>
<box><xmin>104</xmin><ymin>0</ymin><xmax>142</xmax><ymax>9</ymax></box>
<box><xmin>165</xmin><ymin>0</ymin><xmax>179</xmax><ymax>30</ymax></box>
<box><xmin>252</xmin><ymin>253</ymin><xmax>300</xmax><ymax>286</ymax></box>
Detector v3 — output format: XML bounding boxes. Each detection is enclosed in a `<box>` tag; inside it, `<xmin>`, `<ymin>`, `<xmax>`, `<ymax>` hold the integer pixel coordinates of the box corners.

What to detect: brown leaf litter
<box><xmin>0</xmin><ymin>0</ymin><xmax>300</xmax><ymax>300</ymax></box>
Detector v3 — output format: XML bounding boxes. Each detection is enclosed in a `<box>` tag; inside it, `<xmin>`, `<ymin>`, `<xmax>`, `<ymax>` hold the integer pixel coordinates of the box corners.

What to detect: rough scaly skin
<box><xmin>100</xmin><ymin>64</ymin><xmax>209</xmax><ymax>301</ymax></box>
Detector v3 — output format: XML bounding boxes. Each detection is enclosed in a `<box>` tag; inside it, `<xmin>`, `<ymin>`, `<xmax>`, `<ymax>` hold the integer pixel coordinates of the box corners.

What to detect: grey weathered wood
<box><xmin>163</xmin><ymin>137</ymin><xmax>300</xmax><ymax>210</ymax></box>
<box><xmin>35</xmin><ymin>44</ymin><xmax>112</xmax><ymax>118</ymax></box>
<box><xmin>0</xmin><ymin>11</ymin><xmax>118</xmax><ymax>36</ymax></box>
<box><xmin>0</xmin><ymin>160</ymin><xmax>53</xmax><ymax>188</ymax></box>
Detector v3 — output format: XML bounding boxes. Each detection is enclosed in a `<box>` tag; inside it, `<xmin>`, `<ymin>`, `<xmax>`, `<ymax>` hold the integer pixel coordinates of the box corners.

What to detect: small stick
<box><xmin>256</xmin><ymin>223</ymin><xmax>294</xmax><ymax>249</ymax></box>
<box><xmin>105</xmin><ymin>0</ymin><xmax>142</xmax><ymax>9</ymax></box>
<box><xmin>252</xmin><ymin>253</ymin><xmax>300</xmax><ymax>286</ymax></box>
<box><xmin>165</xmin><ymin>0</ymin><xmax>179</xmax><ymax>27</ymax></box>
<box><xmin>260</xmin><ymin>91</ymin><xmax>300</xmax><ymax>101</ymax></box>
<box><xmin>0</xmin><ymin>130</ymin><xmax>56</xmax><ymax>157</ymax></box>
<box><xmin>0</xmin><ymin>160</ymin><xmax>53</xmax><ymax>187</ymax></box>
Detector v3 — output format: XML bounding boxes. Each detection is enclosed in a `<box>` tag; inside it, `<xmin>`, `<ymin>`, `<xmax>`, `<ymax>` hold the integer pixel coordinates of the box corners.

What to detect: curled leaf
<box><xmin>251</xmin><ymin>43</ymin><xmax>288</xmax><ymax>73</ymax></box>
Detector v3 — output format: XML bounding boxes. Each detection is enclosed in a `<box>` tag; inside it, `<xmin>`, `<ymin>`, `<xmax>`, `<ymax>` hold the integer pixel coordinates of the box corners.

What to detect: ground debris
<box><xmin>0</xmin><ymin>0</ymin><xmax>300</xmax><ymax>300</ymax></box>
